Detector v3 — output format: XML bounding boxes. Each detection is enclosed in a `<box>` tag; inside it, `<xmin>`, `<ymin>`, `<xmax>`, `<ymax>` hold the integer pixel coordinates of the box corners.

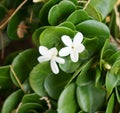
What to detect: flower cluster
<box><xmin>38</xmin><ymin>32</ymin><xmax>85</xmax><ymax>74</ymax></box>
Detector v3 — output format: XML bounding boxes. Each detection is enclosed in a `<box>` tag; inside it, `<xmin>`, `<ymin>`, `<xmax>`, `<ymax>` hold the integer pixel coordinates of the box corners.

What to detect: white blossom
<box><xmin>59</xmin><ymin>32</ymin><xmax>85</xmax><ymax>62</ymax></box>
<box><xmin>38</xmin><ymin>46</ymin><xmax>65</xmax><ymax>74</ymax></box>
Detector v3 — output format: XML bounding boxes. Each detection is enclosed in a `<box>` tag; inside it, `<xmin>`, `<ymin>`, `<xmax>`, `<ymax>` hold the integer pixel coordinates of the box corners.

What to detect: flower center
<box><xmin>71</xmin><ymin>45</ymin><xmax>74</xmax><ymax>49</ymax></box>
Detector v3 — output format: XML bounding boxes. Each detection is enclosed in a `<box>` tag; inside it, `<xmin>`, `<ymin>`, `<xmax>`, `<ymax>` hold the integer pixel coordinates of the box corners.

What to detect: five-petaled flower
<box><xmin>37</xmin><ymin>46</ymin><xmax>65</xmax><ymax>74</ymax></box>
<box><xmin>59</xmin><ymin>32</ymin><xmax>85</xmax><ymax>62</ymax></box>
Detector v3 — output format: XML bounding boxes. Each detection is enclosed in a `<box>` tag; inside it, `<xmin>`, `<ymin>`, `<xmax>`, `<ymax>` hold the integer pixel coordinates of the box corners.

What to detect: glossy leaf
<box><xmin>83</xmin><ymin>37</ymin><xmax>98</xmax><ymax>58</ymax></box>
<box><xmin>106</xmin><ymin>93</ymin><xmax>115</xmax><ymax>113</ymax></box>
<box><xmin>85</xmin><ymin>4</ymin><xmax>102</xmax><ymax>21</ymax></box>
<box><xmin>59</xmin><ymin>56</ymin><xmax>81</xmax><ymax>73</ymax></box>
<box><xmin>48</xmin><ymin>0</ymin><xmax>76</xmax><ymax>25</ymax></box>
<box><xmin>22</xmin><ymin>93</ymin><xmax>40</xmax><ymax>104</ymax></box>
<box><xmin>40</xmin><ymin>26</ymin><xmax>75</xmax><ymax>49</ymax></box>
<box><xmin>29</xmin><ymin>62</ymin><xmax>52</xmax><ymax>96</ymax></box>
<box><xmin>32</xmin><ymin>26</ymin><xmax>50</xmax><ymax>47</ymax></box>
<box><xmin>106</xmin><ymin>73</ymin><xmax>119</xmax><ymax>98</ymax></box>
<box><xmin>58</xmin><ymin>21</ymin><xmax>76</xmax><ymax>30</ymax></box>
<box><xmin>17</xmin><ymin>103</ymin><xmax>43</xmax><ymax>113</ymax></box>
<box><xmin>44</xmin><ymin>72</ymin><xmax>72</xmax><ymax>99</ymax></box>
<box><xmin>76</xmin><ymin>83</ymin><xmax>106</xmax><ymax>113</ymax></box>
<box><xmin>108</xmin><ymin>51</ymin><xmax>120</xmax><ymax>65</ymax></box>
<box><xmin>1</xmin><ymin>89</ymin><xmax>24</xmax><ymax>113</ymax></box>
<box><xmin>10</xmin><ymin>48</ymin><xmax>39</xmax><ymax>87</ymax></box>
<box><xmin>57</xmin><ymin>83</ymin><xmax>78</xmax><ymax>113</ymax></box>
<box><xmin>89</xmin><ymin>0</ymin><xmax>117</xmax><ymax>20</ymax></box>
<box><xmin>100</xmin><ymin>39</ymin><xmax>117</xmax><ymax>69</ymax></box>
<box><xmin>115</xmin><ymin>87</ymin><xmax>120</xmax><ymax>104</ymax></box>
<box><xmin>67</xmin><ymin>9</ymin><xmax>89</xmax><ymax>25</ymax></box>
<box><xmin>76</xmin><ymin>20</ymin><xmax>110</xmax><ymax>46</ymax></box>
<box><xmin>0</xmin><ymin>65</ymin><xmax>13</xmax><ymax>89</ymax></box>
<box><xmin>39</xmin><ymin>0</ymin><xmax>61</xmax><ymax>25</ymax></box>
<box><xmin>76</xmin><ymin>58</ymin><xmax>94</xmax><ymax>86</ymax></box>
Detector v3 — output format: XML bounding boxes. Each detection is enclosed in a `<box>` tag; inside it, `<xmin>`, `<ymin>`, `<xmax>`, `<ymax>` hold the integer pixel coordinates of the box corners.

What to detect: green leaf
<box><xmin>7</xmin><ymin>10</ymin><xmax>27</xmax><ymax>40</ymax></box>
<box><xmin>89</xmin><ymin>0</ymin><xmax>117</xmax><ymax>20</ymax></box>
<box><xmin>85</xmin><ymin>4</ymin><xmax>102</xmax><ymax>21</ymax></box>
<box><xmin>40</xmin><ymin>26</ymin><xmax>75</xmax><ymax>49</ymax></box>
<box><xmin>108</xmin><ymin>51</ymin><xmax>120</xmax><ymax>65</ymax></box>
<box><xmin>32</xmin><ymin>26</ymin><xmax>50</xmax><ymax>47</ymax></box>
<box><xmin>1</xmin><ymin>89</ymin><xmax>24</xmax><ymax>113</ymax></box>
<box><xmin>106</xmin><ymin>71</ymin><xmax>119</xmax><ymax>97</ymax></box>
<box><xmin>0</xmin><ymin>66</ymin><xmax>13</xmax><ymax>89</ymax></box>
<box><xmin>115</xmin><ymin>87</ymin><xmax>120</xmax><ymax>104</ymax></box>
<box><xmin>66</xmin><ymin>9</ymin><xmax>89</xmax><ymax>25</ymax></box>
<box><xmin>57</xmin><ymin>83</ymin><xmax>78</xmax><ymax>113</ymax></box>
<box><xmin>39</xmin><ymin>0</ymin><xmax>61</xmax><ymax>25</ymax></box>
<box><xmin>76</xmin><ymin>83</ymin><xmax>106</xmax><ymax>113</ymax></box>
<box><xmin>10</xmin><ymin>48</ymin><xmax>39</xmax><ymax>87</ymax></box>
<box><xmin>83</xmin><ymin>37</ymin><xmax>98</xmax><ymax>58</ymax></box>
<box><xmin>76</xmin><ymin>58</ymin><xmax>94</xmax><ymax>86</ymax></box>
<box><xmin>59</xmin><ymin>56</ymin><xmax>81</xmax><ymax>73</ymax></box>
<box><xmin>58</xmin><ymin>21</ymin><xmax>76</xmax><ymax>30</ymax></box>
<box><xmin>17</xmin><ymin>103</ymin><xmax>43</xmax><ymax>113</ymax></box>
<box><xmin>106</xmin><ymin>93</ymin><xmax>115</xmax><ymax>113</ymax></box>
<box><xmin>44</xmin><ymin>72</ymin><xmax>72</xmax><ymax>99</ymax></box>
<box><xmin>100</xmin><ymin>39</ymin><xmax>117</xmax><ymax>69</ymax></box>
<box><xmin>76</xmin><ymin>20</ymin><xmax>110</xmax><ymax>46</ymax></box>
<box><xmin>21</xmin><ymin>93</ymin><xmax>40</xmax><ymax>104</ymax></box>
<box><xmin>48</xmin><ymin>0</ymin><xmax>76</xmax><ymax>25</ymax></box>
<box><xmin>29</xmin><ymin>62</ymin><xmax>52</xmax><ymax>96</ymax></box>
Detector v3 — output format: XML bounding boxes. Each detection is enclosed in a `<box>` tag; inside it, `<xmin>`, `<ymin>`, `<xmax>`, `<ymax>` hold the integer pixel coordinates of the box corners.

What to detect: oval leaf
<box><xmin>76</xmin><ymin>83</ymin><xmax>106</xmax><ymax>113</ymax></box>
<box><xmin>44</xmin><ymin>72</ymin><xmax>72</xmax><ymax>99</ymax></box>
<box><xmin>40</xmin><ymin>26</ymin><xmax>75</xmax><ymax>49</ymax></box>
<box><xmin>57</xmin><ymin>83</ymin><xmax>78</xmax><ymax>113</ymax></box>
<box><xmin>1</xmin><ymin>89</ymin><xmax>24</xmax><ymax>113</ymax></box>
<box><xmin>67</xmin><ymin>9</ymin><xmax>89</xmax><ymax>25</ymax></box>
<box><xmin>48</xmin><ymin>0</ymin><xmax>76</xmax><ymax>25</ymax></box>
<box><xmin>0</xmin><ymin>66</ymin><xmax>13</xmax><ymax>89</ymax></box>
<box><xmin>76</xmin><ymin>20</ymin><xmax>110</xmax><ymax>46</ymax></box>
<box><xmin>10</xmin><ymin>48</ymin><xmax>39</xmax><ymax>87</ymax></box>
<box><xmin>29</xmin><ymin>62</ymin><xmax>52</xmax><ymax>96</ymax></box>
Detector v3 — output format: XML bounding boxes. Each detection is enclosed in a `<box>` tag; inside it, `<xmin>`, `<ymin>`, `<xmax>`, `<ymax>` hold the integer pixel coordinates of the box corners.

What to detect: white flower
<box><xmin>37</xmin><ymin>46</ymin><xmax>65</xmax><ymax>74</ymax></box>
<box><xmin>59</xmin><ymin>32</ymin><xmax>85</xmax><ymax>62</ymax></box>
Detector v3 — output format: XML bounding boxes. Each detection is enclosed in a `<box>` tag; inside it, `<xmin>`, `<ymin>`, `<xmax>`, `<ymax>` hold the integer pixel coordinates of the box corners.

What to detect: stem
<box><xmin>65</xmin><ymin>65</ymin><xmax>83</xmax><ymax>88</ymax></box>
<box><xmin>83</xmin><ymin>0</ymin><xmax>91</xmax><ymax>10</ymax></box>
<box><xmin>10</xmin><ymin>65</ymin><xmax>25</xmax><ymax>92</ymax></box>
<box><xmin>0</xmin><ymin>0</ymin><xmax>27</xmax><ymax>30</ymax></box>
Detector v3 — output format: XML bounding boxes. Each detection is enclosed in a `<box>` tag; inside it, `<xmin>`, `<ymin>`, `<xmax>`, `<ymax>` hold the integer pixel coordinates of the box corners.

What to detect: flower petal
<box><xmin>37</xmin><ymin>56</ymin><xmax>50</xmax><ymax>63</ymax></box>
<box><xmin>50</xmin><ymin>60</ymin><xmax>59</xmax><ymax>74</ymax></box>
<box><xmin>59</xmin><ymin>47</ymin><xmax>71</xmax><ymax>57</ymax></box>
<box><xmin>49</xmin><ymin>47</ymin><xmax>58</xmax><ymax>56</ymax></box>
<box><xmin>73</xmin><ymin>32</ymin><xmax>83</xmax><ymax>45</ymax></box>
<box><xmin>76</xmin><ymin>44</ymin><xmax>85</xmax><ymax>53</ymax></box>
<box><xmin>70</xmin><ymin>51</ymin><xmax>79</xmax><ymax>62</ymax></box>
<box><xmin>39</xmin><ymin>46</ymin><xmax>48</xmax><ymax>56</ymax></box>
<box><xmin>61</xmin><ymin>35</ymin><xmax>72</xmax><ymax>46</ymax></box>
<box><xmin>55</xmin><ymin>57</ymin><xmax>65</xmax><ymax>64</ymax></box>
